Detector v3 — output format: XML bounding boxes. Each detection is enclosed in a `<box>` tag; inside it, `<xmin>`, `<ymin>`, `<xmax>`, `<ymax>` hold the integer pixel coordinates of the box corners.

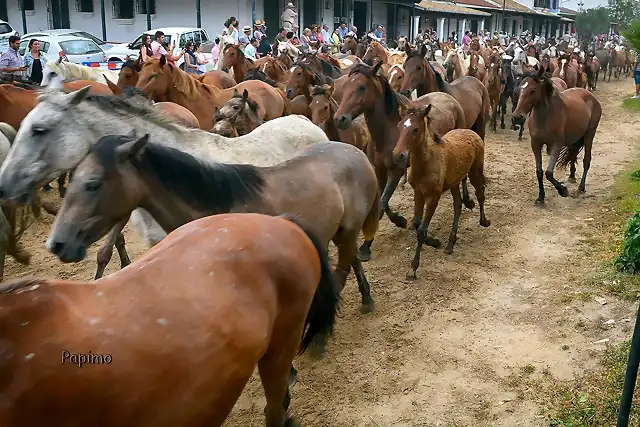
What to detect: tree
<box><xmin>575</xmin><ymin>7</ymin><xmax>611</xmax><ymax>37</ymax></box>
<box><xmin>608</xmin><ymin>0</ymin><xmax>640</xmax><ymax>28</ymax></box>
<box><xmin>622</xmin><ymin>19</ymin><xmax>640</xmax><ymax>50</ymax></box>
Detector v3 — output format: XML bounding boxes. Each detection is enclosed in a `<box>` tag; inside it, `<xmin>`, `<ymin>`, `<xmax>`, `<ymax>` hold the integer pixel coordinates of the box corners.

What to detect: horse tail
<box><xmin>285</xmin><ymin>217</ymin><xmax>339</xmax><ymax>354</ymax></box>
<box><xmin>362</xmin><ymin>188</ymin><xmax>380</xmax><ymax>243</ymax></box>
<box><xmin>557</xmin><ymin>136</ymin><xmax>585</xmax><ymax>169</ymax></box>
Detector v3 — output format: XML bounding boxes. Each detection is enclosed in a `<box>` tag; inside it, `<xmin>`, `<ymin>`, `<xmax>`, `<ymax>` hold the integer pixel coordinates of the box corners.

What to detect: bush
<box><xmin>615</xmin><ymin>209</ymin><xmax>640</xmax><ymax>273</ymax></box>
<box><xmin>622</xmin><ymin>19</ymin><xmax>640</xmax><ymax>51</ymax></box>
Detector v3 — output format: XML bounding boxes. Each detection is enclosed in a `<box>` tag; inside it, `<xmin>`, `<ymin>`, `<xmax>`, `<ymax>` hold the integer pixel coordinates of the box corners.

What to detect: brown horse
<box><xmin>258</xmin><ymin>55</ymin><xmax>292</xmax><ymax>84</ymax></box>
<box><xmin>2</xmin><ymin>212</ymin><xmax>338</xmax><ymax>427</ymax></box>
<box><xmin>309</xmin><ymin>84</ymin><xmax>369</xmax><ymax>151</ymax></box>
<box><xmin>553</xmin><ymin>53</ymin><xmax>577</xmax><ymax>88</ymax></box>
<box><xmin>513</xmin><ymin>68</ymin><xmax>602</xmax><ymax>203</ymax></box>
<box><xmin>212</xmin><ymin>89</ymin><xmax>264</xmax><ymax>137</ymax></box>
<box><xmin>393</xmin><ymin>105</ymin><xmax>489</xmax><ymax>279</ymax></box>
<box><xmin>286</xmin><ymin>63</ymin><xmax>331</xmax><ymax>100</ymax></box>
<box><xmin>584</xmin><ymin>54</ymin><xmax>600</xmax><ymax>91</ymax></box>
<box><xmin>400</xmin><ymin>48</ymin><xmax>490</xmax><ymax>142</ymax></box>
<box><xmin>194</xmin><ymin>70</ymin><xmax>237</xmax><ymax>89</ymax></box>
<box><xmin>485</xmin><ymin>54</ymin><xmax>503</xmax><ymax>132</ymax></box>
<box><xmin>539</xmin><ymin>53</ymin><xmax>558</xmax><ymax>75</ymax></box>
<box><xmin>334</xmin><ymin>61</ymin><xmax>420</xmax><ymax>234</ymax></box>
<box><xmin>469</xmin><ymin>38</ymin><xmax>491</xmax><ymax>65</ymax></box>
<box><xmin>296</xmin><ymin>51</ymin><xmax>342</xmax><ymax>79</ymax></box>
<box><xmin>576</xmin><ymin>62</ymin><xmax>588</xmax><ymax>89</ymax></box>
<box><xmin>49</xmin><ymin>135</ymin><xmax>379</xmax><ymax>313</ymax></box>
<box><xmin>607</xmin><ymin>47</ymin><xmax>620</xmax><ymax>81</ymax></box>
<box><xmin>155</xmin><ymin>102</ymin><xmax>201</xmax><ymax>128</ymax></box>
<box><xmin>468</xmin><ymin>50</ymin><xmax>486</xmax><ymax>82</ymax></box>
<box><xmin>341</xmin><ymin>35</ymin><xmax>358</xmax><ymax>55</ymax></box>
<box><xmin>116</xmin><ymin>58</ymin><xmax>141</xmax><ymax>88</ymax></box>
<box><xmin>243</xmin><ymin>68</ymin><xmax>308</xmax><ymax>117</ymax></box>
<box><xmin>388</xmin><ymin>65</ymin><xmax>405</xmax><ymax>92</ymax></box>
<box><xmin>221</xmin><ymin>44</ymin><xmax>255</xmax><ymax>83</ymax></box>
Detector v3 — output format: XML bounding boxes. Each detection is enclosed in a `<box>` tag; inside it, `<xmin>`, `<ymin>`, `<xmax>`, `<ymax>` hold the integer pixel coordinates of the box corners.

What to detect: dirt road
<box><xmin>5</xmin><ymin>79</ymin><xmax>639</xmax><ymax>426</ymax></box>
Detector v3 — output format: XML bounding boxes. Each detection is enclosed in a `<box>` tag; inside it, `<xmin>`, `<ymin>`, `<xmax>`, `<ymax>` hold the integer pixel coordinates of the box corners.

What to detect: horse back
<box><xmin>560</xmin><ymin>88</ymin><xmax>601</xmax><ymax>139</ymax></box>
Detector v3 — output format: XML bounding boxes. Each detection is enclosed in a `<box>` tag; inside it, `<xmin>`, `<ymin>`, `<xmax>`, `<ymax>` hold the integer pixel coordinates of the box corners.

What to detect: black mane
<box><xmin>243</xmin><ymin>68</ymin><xmax>279</xmax><ymax>88</ymax></box>
<box><xmin>295</xmin><ymin>62</ymin><xmax>332</xmax><ymax>86</ymax></box>
<box><xmin>428</xmin><ymin>62</ymin><xmax>447</xmax><ymax>91</ymax></box>
<box><xmin>92</xmin><ymin>136</ymin><xmax>265</xmax><ymax>213</ymax></box>
<box><xmin>122</xmin><ymin>59</ymin><xmax>141</xmax><ymax>72</ymax></box>
<box><xmin>349</xmin><ymin>64</ymin><xmax>408</xmax><ymax>115</ymax></box>
<box><xmin>406</xmin><ymin>49</ymin><xmax>424</xmax><ymax>60</ymax></box>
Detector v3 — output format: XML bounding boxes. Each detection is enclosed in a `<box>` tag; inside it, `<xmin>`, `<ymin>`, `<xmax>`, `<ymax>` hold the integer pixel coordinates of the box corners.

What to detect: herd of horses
<box><xmin>0</xmin><ymin>32</ymin><xmax>606</xmax><ymax>425</ymax></box>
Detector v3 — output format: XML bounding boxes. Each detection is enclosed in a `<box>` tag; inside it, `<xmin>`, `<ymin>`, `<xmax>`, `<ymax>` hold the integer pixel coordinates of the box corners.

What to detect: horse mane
<box><xmin>243</xmin><ymin>68</ymin><xmax>279</xmax><ymax>88</ymax></box>
<box><xmin>296</xmin><ymin>62</ymin><xmax>331</xmax><ymax>86</ymax></box>
<box><xmin>349</xmin><ymin>63</ymin><xmax>410</xmax><ymax>115</ymax></box>
<box><xmin>0</xmin><ymin>277</ymin><xmax>46</xmax><ymax>294</ymax></box>
<box><xmin>40</xmin><ymin>91</ymin><xmax>185</xmax><ymax>132</ymax></box>
<box><xmin>145</xmin><ymin>58</ymin><xmax>202</xmax><ymax>100</ymax></box>
<box><xmin>299</xmin><ymin>52</ymin><xmax>339</xmax><ymax>77</ymax></box>
<box><xmin>45</xmin><ymin>60</ymin><xmax>102</xmax><ymax>81</ymax></box>
<box><xmin>121</xmin><ymin>86</ymin><xmax>150</xmax><ymax>99</ymax></box>
<box><xmin>92</xmin><ymin>136</ymin><xmax>265</xmax><ymax>213</ymax></box>
<box><xmin>428</xmin><ymin>62</ymin><xmax>447</xmax><ymax>91</ymax></box>
<box><xmin>122</xmin><ymin>59</ymin><xmax>141</xmax><ymax>72</ymax></box>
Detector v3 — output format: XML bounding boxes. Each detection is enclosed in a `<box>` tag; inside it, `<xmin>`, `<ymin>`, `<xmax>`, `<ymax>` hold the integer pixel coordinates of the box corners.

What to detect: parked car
<box><xmin>18</xmin><ymin>34</ymin><xmax>107</xmax><ymax>64</ymax></box>
<box><xmin>22</xmin><ymin>29</ymin><xmax>120</xmax><ymax>51</ymax></box>
<box><xmin>0</xmin><ymin>20</ymin><xmax>19</xmax><ymax>53</ymax></box>
<box><xmin>105</xmin><ymin>27</ymin><xmax>216</xmax><ymax>70</ymax></box>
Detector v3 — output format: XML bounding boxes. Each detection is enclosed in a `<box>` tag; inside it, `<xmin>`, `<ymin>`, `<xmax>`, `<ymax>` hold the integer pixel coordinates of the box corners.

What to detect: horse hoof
<box><xmin>12</xmin><ymin>250</ymin><xmax>31</xmax><ymax>265</ymax></box>
<box><xmin>392</xmin><ymin>215</ymin><xmax>408</xmax><ymax>229</ymax></box>
<box><xmin>406</xmin><ymin>270</ymin><xmax>417</xmax><ymax>280</ymax></box>
<box><xmin>518</xmin><ymin>137</ymin><xmax>523</xmax><ymax>141</ymax></box>
<box><xmin>426</xmin><ymin>235</ymin><xmax>441</xmax><ymax>248</ymax></box>
<box><xmin>567</xmin><ymin>176</ymin><xmax>577</xmax><ymax>183</ymax></box>
<box><xmin>285</xmin><ymin>416</ymin><xmax>301</xmax><ymax>427</ymax></box>
<box><xmin>558</xmin><ymin>186</ymin><xmax>569</xmax><ymax>197</ymax></box>
<box><xmin>464</xmin><ymin>199</ymin><xmax>475</xmax><ymax>210</ymax></box>
<box><xmin>535</xmin><ymin>198</ymin><xmax>545</xmax><ymax>206</ymax></box>
<box><xmin>444</xmin><ymin>245</ymin><xmax>454</xmax><ymax>255</ymax></box>
<box><xmin>360</xmin><ymin>300</ymin><xmax>374</xmax><ymax>314</ymax></box>
<box><xmin>480</xmin><ymin>218</ymin><xmax>491</xmax><ymax>227</ymax></box>
<box><xmin>578</xmin><ymin>185</ymin><xmax>586</xmax><ymax>193</ymax></box>
<box><xmin>358</xmin><ymin>246</ymin><xmax>372</xmax><ymax>262</ymax></box>
<box><xmin>500</xmin><ymin>123</ymin><xmax>506</xmax><ymax>130</ymax></box>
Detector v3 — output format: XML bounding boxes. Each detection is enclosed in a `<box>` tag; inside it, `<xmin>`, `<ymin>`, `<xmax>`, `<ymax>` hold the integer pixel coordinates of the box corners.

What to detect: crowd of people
<box><xmin>0</xmin><ymin>34</ymin><xmax>70</xmax><ymax>84</ymax></box>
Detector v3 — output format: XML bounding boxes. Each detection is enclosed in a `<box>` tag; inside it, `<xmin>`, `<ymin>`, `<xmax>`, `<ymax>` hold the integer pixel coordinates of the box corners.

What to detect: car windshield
<box><xmin>69</xmin><ymin>31</ymin><xmax>105</xmax><ymax>45</ymax></box>
<box><xmin>0</xmin><ymin>23</ymin><xmax>13</xmax><ymax>34</ymax></box>
<box><xmin>59</xmin><ymin>39</ymin><xmax>103</xmax><ymax>55</ymax></box>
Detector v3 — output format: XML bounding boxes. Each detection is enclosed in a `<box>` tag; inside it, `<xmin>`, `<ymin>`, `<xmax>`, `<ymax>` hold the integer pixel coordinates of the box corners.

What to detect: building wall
<box><xmin>7</xmin><ymin>0</ymin><xmax>264</xmax><ymax>43</ymax></box>
<box><xmin>371</xmin><ymin>1</ymin><xmax>385</xmax><ymax>28</ymax></box>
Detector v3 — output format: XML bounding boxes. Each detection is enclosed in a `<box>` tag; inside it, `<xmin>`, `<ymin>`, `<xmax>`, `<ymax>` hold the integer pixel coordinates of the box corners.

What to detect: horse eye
<box><xmin>416</xmin><ymin>66</ymin><xmax>422</xmax><ymax>70</ymax></box>
<box><xmin>323</xmin><ymin>105</ymin><xmax>328</xmax><ymax>110</ymax></box>
<box><xmin>32</xmin><ymin>127</ymin><xmax>48</xmax><ymax>136</ymax></box>
<box><xmin>358</xmin><ymin>84</ymin><xmax>366</xmax><ymax>92</ymax></box>
<box><xmin>412</xmin><ymin>128</ymin><xmax>419</xmax><ymax>134</ymax></box>
<box><xmin>85</xmin><ymin>181</ymin><xmax>102</xmax><ymax>192</ymax></box>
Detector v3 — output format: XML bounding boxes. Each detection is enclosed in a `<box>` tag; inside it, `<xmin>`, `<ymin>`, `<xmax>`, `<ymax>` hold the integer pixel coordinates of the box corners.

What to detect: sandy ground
<box><xmin>5</xmin><ymin>78</ymin><xmax>640</xmax><ymax>426</ymax></box>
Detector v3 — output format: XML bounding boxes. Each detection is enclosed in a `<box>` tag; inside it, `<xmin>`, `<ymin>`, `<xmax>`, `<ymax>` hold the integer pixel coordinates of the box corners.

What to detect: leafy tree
<box><xmin>622</xmin><ymin>19</ymin><xmax>640</xmax><ymax>50</ymax></box>
<box><xmin>608</xmin><ymin>0</ymin><xmax>639</xmax><ymax>28</ymax></box>
<box><xmin>575</xmin><ymin>7</ymin><xmax>611</xmax><ymax>37</ymax></box>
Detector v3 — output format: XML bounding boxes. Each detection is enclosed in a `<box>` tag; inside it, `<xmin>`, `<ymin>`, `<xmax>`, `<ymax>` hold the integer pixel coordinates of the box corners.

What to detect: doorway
<box><xmin>303</xmin><ymin>0</ymin><xmax>318</xmax><ymax>29</ymax></box>
<box><xmin>353</xmin><ymin>1</ymin><xmax>367</xmax><ymax>35</ymax></box>
<box><xmin>49</xmin><ymin>0</ymin><xmax>70</xmax><ymax>29</ymax></box>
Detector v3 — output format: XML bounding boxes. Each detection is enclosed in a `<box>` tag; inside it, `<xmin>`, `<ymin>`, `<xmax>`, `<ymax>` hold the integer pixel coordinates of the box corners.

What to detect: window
<box><xmin>17</xmin><ymin>39</ymin><xmax>50</xmax><ymax>55</ymax></box>
<box><xmin>0</xmin><ymin>23</ymin><xmax>12</xmax><ymax>33</ymax></box>
<box><xmin>533</xmin><ymin>0</ymin><xmax>550</xmax><ymax>8</ymax></box>
<box><xmin>178</xmin><ymin>32</ymin><xmax>194</xmax><ymax>48</ymax></box>
<box><xmin>0</xmin><ymin>0</ymin><xmax>8</xmax><ymax>21</ymax></box>
<box><xmin>136</xmin><ymin>0</ymin><xmax>155</xmax><ymax>15</ymax></box>
<box><xmin>22</xmin><ymin>0</ymin><xmax>34</xmax><ymax>11</ymax></box>
<box><xmin>76</xmin><ymin>0</ymin><xmax>93</xmax><ymax>12</ymax></box>
<box><xmin>112</xmin><ymin>0</ymin><xmax>134</xmax><ymax>19</ymax></box>
<box><xmin>199</xmin><ymin>30</ymin><xmax>209</xmax><ymax>43</ymax></box>
<box><xmin>69</xmin><ymin>31</ymin><xmax>105</xmax><ymax>45</ymax></box>
<box><xmin>59</xmin><ymin>39</ymin><xmax>103</xmax><ymax>54</ymax></box>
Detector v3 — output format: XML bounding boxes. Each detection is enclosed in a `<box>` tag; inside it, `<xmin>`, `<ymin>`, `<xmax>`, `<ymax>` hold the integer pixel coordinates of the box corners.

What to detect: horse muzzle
<box><xmin>393</xmin><ymin>150</ymin><xmax>409</xmax><ymax>167</ymax></box>
<box><xmin>399</xmin><ymin>89</ymin><xmax>412</xmax><ymax>97</ymax></box>
<box><xmin>334</xmin><ymin>114</ymin><xmax>352</xmax><ymax>130</ymax></box>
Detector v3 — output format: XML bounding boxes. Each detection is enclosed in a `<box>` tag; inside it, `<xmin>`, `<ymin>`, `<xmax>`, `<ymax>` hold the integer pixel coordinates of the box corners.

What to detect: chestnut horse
<box><xmin>221</xmin><ymin>44</ymin><xmax>255</xmax><ymax>83</ymax></box>
<box><xmin>393</xmin><ymin>106</ymin><xmax>489</xmax><ymax>279</ymax></box>
<box><xmin>513</xmin><ymin>68</ymin><xmax>602</xmax><ymax>203</ymax></box>
<box><xmin>48</xmin><ymin>135</ymin><xmax>379</xmax><ymax>313</ymax></box>
<box><xmin>584</xmin><ymin>54</ymin><xmax>600</xmax><ymax>91</ymax></box>
<box><xmin>1</xmin><ymin>212</ymin><xmax>338</xmax><ymax>427</ymax></box>
<box><xmin>468</xmin><ymin>50</ymin><xmax>486</xmax><ymax>82</ymax></box>
<box><xmin>400</xmin><ymin>47</ymin><xmax>490</xmax><ymax>141</ymax></box>
<box><xmin>485</xmin><ymin>54</ymin><xmax>503</xmax><ymax>132</ymax></box>
<box><xmin>309</xmin><ymin>84</ymin><xmax>370</xmax><ymax>151</ymax></box>
<box><xmin>118</xmin><ymin>58</ymin><xmax>235</xmax><ymax>89</ymax></box>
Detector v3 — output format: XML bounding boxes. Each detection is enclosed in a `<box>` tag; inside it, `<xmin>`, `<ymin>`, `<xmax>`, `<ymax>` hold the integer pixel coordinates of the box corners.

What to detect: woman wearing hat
<box><xmin>254</xmin><ymin>20</ymin><xmax>265</xmax><ymax>40</ymax></box>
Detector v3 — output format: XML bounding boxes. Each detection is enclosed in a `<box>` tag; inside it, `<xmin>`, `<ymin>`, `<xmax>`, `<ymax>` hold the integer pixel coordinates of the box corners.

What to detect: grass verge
<box><xmin>542</xmin><ymin>161</ymin><xmax>640</xmax><ymax>426</ymax></box>
<box><xmin>623</xmin><ymin>97</ymin><xmax>640</xmax><ymax>111</ymax></box>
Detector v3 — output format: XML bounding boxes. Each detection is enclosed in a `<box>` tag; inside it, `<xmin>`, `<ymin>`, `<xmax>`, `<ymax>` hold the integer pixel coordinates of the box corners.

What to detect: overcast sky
<box><xmin>560</xmin><ymin>0</ymin><xmax>606</xmax><ymax>10</ymax></box>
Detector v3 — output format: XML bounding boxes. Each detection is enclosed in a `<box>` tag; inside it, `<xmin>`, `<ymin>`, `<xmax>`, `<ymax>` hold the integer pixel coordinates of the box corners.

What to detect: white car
<box><xmin>22</xmin><ymin>29</ymin><xmax>120</xmax><ymax>52</ymax></box>
<box><xmin>0</xmin><ymin>20</ymin><xmax>19</xmax><ymax>53</ymax></box>
<box><xmin>18</xmin><ymin>34</ymin><xmax>107</xmax><ymax>64</ymax></box>
<box><xmin>105</xmin><ymin>27</ymin><xmax>216</xmax><ymax>70</ymax></box>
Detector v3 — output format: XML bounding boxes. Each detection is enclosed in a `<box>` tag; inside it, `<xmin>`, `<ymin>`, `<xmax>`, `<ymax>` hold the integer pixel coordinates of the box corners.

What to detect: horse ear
<box><xmin>421</xmin><ymin>104</ymin><xmax>432</xmax><ymax>119</ymax></box>
<box><xmin>233</xmin><ymin>88</ymin><xmax>240</xmax><ymax>97</ymax></box>
<box><xmin>242</xmin><ymin>89</ymin><xmax>249</xmax><ymax>101</ymax></box>
<box><xmin>537</xmin><ymin>65</ymin><xmax>545</xmax><ymax>78</ymax></box>
<box><xmin>323</xmin><ymin>83</ymin><xmax>334</xmax><ymax>97</ymax></box>
<box><xmin>66</xmin><ymin>86</ymin><xmax>91</xmax><ymax>106</ymax></box>
<box><xmin>404</xmin><ymin>41</ymin><xmax>412</xmax><ymax>56</ymax></box>
<box><xmin>116</xmin><ymin>134</ymin><xmax>150</xmax><ymax>163</ymax></box>
<box><xmin>159</xmin><ymin>55</ymin><xmax>167</xmax><ymax>67</ymax></box>
<box><xmin>104</xmin><ymin>77</ymin><xmax>122</xmax><ymax>95</ymax></box>
<box><xmin>372</xmin><ymin>60</ymin><xmax>383</xmax><ymax>75</ymax></box>
<box><xmin>420</xmin><ymin>43</ymin><xmax>428</xmax><ymax>58</ymax></box>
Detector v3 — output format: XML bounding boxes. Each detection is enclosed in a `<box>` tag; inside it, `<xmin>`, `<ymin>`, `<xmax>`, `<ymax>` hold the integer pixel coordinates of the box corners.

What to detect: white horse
<box><xmin>40</xmin><ymin>59</ymin><xmax>120</xmax><ymax>86</ymax></box>
<box><xmin>0</xmin><ymin>87</ymin><xmax>330</xmax><ymax>273</ymax></box>
<box><xmin>277</xmin><ymin>40</ymin><xmax>301</xmax><ymax>61</ymax></box>
<box><xmin>512</xmin><ymin>45</ymin><xmax>539</xmax><ymax>75</ymax></box>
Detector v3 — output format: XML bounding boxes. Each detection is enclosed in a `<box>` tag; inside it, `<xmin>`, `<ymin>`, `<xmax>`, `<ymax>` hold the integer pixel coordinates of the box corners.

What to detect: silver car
<box><xmin>18</xmin><ymin>34</ymin><xmax>107</xmax><ymax>64</ymax></box>
<box><xmin>22</xmin><ymin>29</ymin><xmax>119</xmax><ymax>51</ymax></box>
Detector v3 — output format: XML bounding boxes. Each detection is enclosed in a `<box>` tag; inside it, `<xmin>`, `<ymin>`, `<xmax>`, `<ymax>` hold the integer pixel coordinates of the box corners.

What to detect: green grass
<box><xmin>543</xmin><ymin>161</ymin><xmax>640</xmax><ymax>425</ymax></box>
<box><xmin>623</xmin><ymin>97</ymin><xmax>640</xmax><ymax>111</ymax></box>
<box><xmin>548</xmin><ymin>341</ymin><xmax>639</xmax><ymax>427</ymax></box>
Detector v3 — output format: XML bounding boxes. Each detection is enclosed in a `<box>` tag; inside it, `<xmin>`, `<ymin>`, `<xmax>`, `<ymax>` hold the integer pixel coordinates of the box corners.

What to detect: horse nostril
<box><xmin>50</xmin><ymin>241</ymin><xmax>65</xmax><ymax>256</ymax></box>
<box><xmin>394</xmin><ymin>152</ymin><xmax>407</xmax><ymax>164</ymax></box>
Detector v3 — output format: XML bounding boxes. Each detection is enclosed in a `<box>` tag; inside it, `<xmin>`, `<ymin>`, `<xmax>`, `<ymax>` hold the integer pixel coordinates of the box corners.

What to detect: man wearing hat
<box><xmin>281</xmin><ymin>3</ymin><xmax>297</xmax><ymax>31</ymax></box>
<box><xmin>239</xmin><ymin>25</ymin><xmax>252</xmax><ymax>44</ymax></box>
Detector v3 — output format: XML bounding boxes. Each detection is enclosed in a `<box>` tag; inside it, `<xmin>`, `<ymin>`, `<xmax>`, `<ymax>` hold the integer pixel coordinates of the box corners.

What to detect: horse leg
<box><xmin>407</xmin><ymin>194</ymin><xmax>441</xmax><ymax>280</ymax></box>
<box><xmin>462</xmin><ymin>176</ymin><xmax>474</xmax><ymax>209</ymax></box>
<box><xmin>533</xmin><ymin>143</ymin><xmax>546</xmax><ymax>204</ymax></box>
<box><xmin>518</xmin><ymin>119</ymin><xmax>525</xmax><ymax>141</ymax></box>
<box><xmin>400</xmin><ymin>167</ymin><xmax>408</xmax><ymax>187</ymax></box>
<box><xmin>94</xmin><ymin>218</ymin><xmax>130</xmax><ymax>280</ymax></box>
<box><xmin>469</xmin><ymin>163</ymin><xmax>491</xmax><ymax>227</ymax></box>
<box><xmin>380</xmin><ymin>165</ymin><xmax>407</xmax><ymax>229</ymax></box>
<box><xmin>444</xmin><ymin>185</ymin><xmax>463</xmax><ymax>255</ymax></box>
<box><xmin>0</xmin><ymin>209</ymin><xmax>9</xmax><ymax>282</ymax></box>
<box><xmin>568</xmin><ymin>160</ymin><xmax>577</xmax><ymax>183</ymax></box>
<box><xmin>258</xmin><ymin>342</ymin><xmax>299</xmax><ymax>426</ymax></box>
<box><xmin>545</xmin><ymin>146</ymin><xmax>569</xmax><ymax>198</ymax></box>
<box><xmin>57</xmin><ymin>172</ymin><xmax>67</xmax><ymax>198</ymax></box>
<box><xmin>352</xmin><ymin>255</ymin><xmax>374</xmax><ymax>313</ymax></box>
<box><xmin>579</xmin><ymin>137</ymin><xmax>592</xmax><ymax>194</ymax></box>
<box><xmin>491</xmin><ymin>99</ymin><xmax>498</xmax><ymax>132</ymax></box>
<box><xmin>499</xmin><ymin>94</ymin><xmax>507</xmax><ymax>129</ymax></box>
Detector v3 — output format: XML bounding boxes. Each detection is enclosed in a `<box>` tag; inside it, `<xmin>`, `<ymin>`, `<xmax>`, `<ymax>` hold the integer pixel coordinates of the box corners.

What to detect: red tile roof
<box><xmin>455</xmin><ymin>0</ymin><xmax>502</xmax><ymax>9</ymax></box>
<box><xmin>559</xmin><ymin>6</ymin><xmax>578</xmax><ymax>14</ymax></box>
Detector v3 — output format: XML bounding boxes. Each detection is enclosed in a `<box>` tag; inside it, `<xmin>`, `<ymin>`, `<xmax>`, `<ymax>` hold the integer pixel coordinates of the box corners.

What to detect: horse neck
<box><xmin>319</xmin><ymin>98</ymin><xmax>341</xmax><ymax>140</ymax></box>
<box><xmin>454</xmin><ymin>56</ymin><xmax>465</xmax><ymax>78</ymax></box>
<box><xmin>364</xmin><ymin>96</ymin><xmax>400</xmax><ymax>153</ymax></box>
<box><xmin>409</xmin><ymin>128</ymin><xmax>440</xmax><ymax>169</ymax></box>
<box><xmin>165</xmin><ymin>84</ymin><xmax>214</xmax><ymax>130</ymax></box>
<box><xmin>233</xmin><ymin>58</ymin><xmax>251</xmax><ymax>82</ymax></box>
<box><xmin>417</xmin><ymin>60</ymin><xmax>439</xmax><ymax>96</ymax></box>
